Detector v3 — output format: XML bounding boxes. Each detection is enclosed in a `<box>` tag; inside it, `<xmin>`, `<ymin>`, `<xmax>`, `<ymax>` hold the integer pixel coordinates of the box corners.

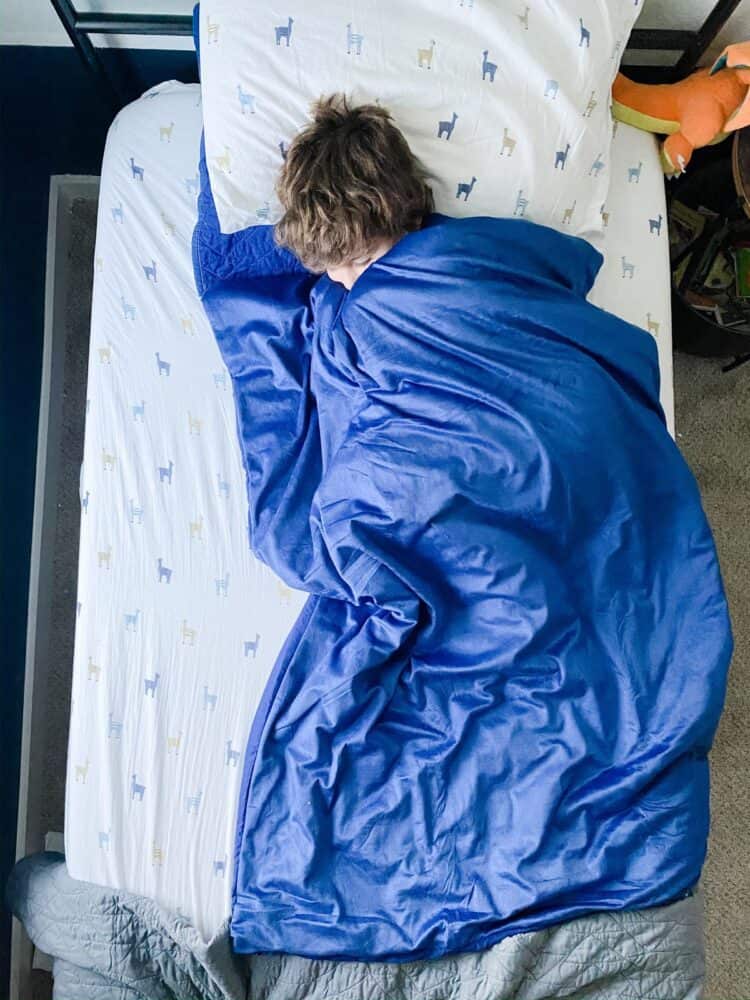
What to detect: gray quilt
<box><xmin>7</xmin><ymin>853</ymin><xmax>706</xmax><ymax>1000</ymax></box>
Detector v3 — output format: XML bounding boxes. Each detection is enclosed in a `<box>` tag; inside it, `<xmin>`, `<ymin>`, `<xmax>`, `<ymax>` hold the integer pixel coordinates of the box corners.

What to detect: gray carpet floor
<box><xmin>40</xmin><ymin>197</ymin><xmax>95</xmax><ymax>838</ymax></box>
<box><xmin>34</xmin><ymin>197</ymin><xmax>748</xmax><ymax>998</ymax></box>
<box><xmin>27</xmin><ymin>195</ymin><xmax>96</xmax><ymax>1000</ymax></box>
<box><xmin>673</xmin><ymin>351</ymin><xmax>750</xmax><ymax>1000</ymax></box>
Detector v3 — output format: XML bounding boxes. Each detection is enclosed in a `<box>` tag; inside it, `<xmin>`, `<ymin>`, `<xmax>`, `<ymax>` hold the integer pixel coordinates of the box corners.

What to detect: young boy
<box><xmin>207</xmin><ymin>90</ymin><xmax>731</xmax><ymax>964</ymax></box>
<box><xmin>274</xmin><ymin>93</ymin><xmax>434</xmax><ymax>289</ymax></box>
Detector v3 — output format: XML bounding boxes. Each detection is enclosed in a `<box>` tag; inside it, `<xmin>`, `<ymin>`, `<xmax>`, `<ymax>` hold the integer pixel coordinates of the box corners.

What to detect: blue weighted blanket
<box><xmin>193</xmin><ymin>155</ymin><xmax>733</xmax><ymax>961</ymax></box>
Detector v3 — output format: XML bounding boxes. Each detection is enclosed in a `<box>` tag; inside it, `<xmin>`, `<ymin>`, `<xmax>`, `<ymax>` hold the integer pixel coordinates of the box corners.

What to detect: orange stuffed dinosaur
<box><xmin>612</xmin><ymin>42</ymin><xmax>750</xmax><ymax>175</ymax></box>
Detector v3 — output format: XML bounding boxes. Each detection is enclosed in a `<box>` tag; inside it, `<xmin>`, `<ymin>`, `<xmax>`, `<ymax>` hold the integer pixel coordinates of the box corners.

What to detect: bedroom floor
<box><xmin>35</xmin><ymin>195</ymin><xmax>750</xmax><ymax>1000</ymax></box>
<box><xmin>672</xmin><ymin>350</ymin><xmax>750</xmax><ymax>999</ymax></box>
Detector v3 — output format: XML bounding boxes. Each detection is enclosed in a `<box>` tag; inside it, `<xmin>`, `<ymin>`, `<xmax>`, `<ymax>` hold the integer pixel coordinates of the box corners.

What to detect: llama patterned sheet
<box><xmin>65</xmin><ymin>80</ymin><xmax>307</xmax><ymax>941</ymax></box>
<box><xmin>65</xmin><ymin>81</ymin><xmax>673</xmax><ymax>943</ymax></box>
<box><xmin>588</xmin><ymin>120</ymin><xmax>674</xmax><ymax>436</ymax></box>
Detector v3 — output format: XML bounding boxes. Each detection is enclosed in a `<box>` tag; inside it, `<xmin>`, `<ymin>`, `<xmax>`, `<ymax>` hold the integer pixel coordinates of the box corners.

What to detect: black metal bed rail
<box><xmin>52</xmin><ymin>0</ymin><xmax>744</xmax><ymax>112</ymax></box>
<box><xmin>50</xmin><ymin>0</ymin><xmax>195</xmax><ymax>110</ymax></box>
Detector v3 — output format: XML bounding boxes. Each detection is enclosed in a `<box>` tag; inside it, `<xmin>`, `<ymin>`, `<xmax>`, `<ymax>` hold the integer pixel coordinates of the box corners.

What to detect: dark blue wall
<box><xmin>0</xmin><ymin>43</ymin><xmax>198</xmax><ymax>994</ymax></box>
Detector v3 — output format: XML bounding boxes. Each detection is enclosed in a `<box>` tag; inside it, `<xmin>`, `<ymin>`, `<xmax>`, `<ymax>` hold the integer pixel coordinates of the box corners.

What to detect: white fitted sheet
<box><xmin>65</xmin><ymin>81</ymin><xmax>673</xmax><ymax>941</ymax></box>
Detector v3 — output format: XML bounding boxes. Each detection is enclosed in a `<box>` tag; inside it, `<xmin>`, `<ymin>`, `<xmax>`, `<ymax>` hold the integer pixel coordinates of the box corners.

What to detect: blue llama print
<box><xmin>513</xmin><ymin>188</ymin><xmax>529</xmax><ymax>215</ymax></box>
<box><xmin>237</xmin><ymin>84</ymin><xmax>256</xmax><ymax>114</ymax></box>
<box><xmin>628</xmin><ymin>161</ymin><xmax>643</xmax><ymax>183</ymax></box>
<box><xmin>437</xmin><ymin>112</ymin><xmax>458</xmax><ymax>140</ymax></box>
<box><xmin>108</xmin><ymin>712</ymin><xmax>123</xmax><ymax>740</ymax></box>
<box><xmin>649</xmin><ymin>213</ymin><xmax>663</xmax><ymax>235</ymax></box>
<box><xmin>143</xmin><ymin>259</ymin><xmax>158</xmax><ymax>283</ymax></box>
<box><xmin>144</xmin><ymin>672</ymin><xmax>160</xmax><ymax>697</ymax></box>
<box><xmin>481</xmin><ymin>50</ymin><xmax>497</xmax><ymax>82</ymax></box>
<box><xmin>544</xmin><ymin>79</ymin><xmax>559</xmax><ymax>99</ymax></box>
<box><xmin>203</xmin><ymin>686</ymin><xmax>218</xmax><ymax>711</ymax></box>
<box><xmin>185</xmin><ymin>175</ymin><xmax>199</xmax><ymax>195</ymax></box>
<box><xmin>346</xmin><ymin>23</ymin><xmax>363</xmax><ymax>55</ymax></box>
<box><xmin>621</xmin><ymin>256</ymin><xmax>635</xmax><ymax>278</ymax></box>
<box><xmin>213</xmin><ymin>855</ymin><xmax>228</xmax><ymax>877</ymax></box>
<box><xmin>186</xmin><ymin>789</ymin><xmax>203</xmax><ymax>815</ymax></box>
<box><xmin>129</xmin><ymin>157</ymin><xmax>144</xmax><ymax>181</ymax></box>
<box><xmin>217</xmin><ymin>473</ymin><xmax>230</xmax><ymax>498</ymax></box>
<box><xmin>215</xmin><ymin>571</ymin><xmax>230</xmax><ymax>597</ymax></box>
<box><xmin>111</xmin><ymin>202</ymin><xmax>124</xmax><ymax>224</ymax></box>
<box><xmin>158</xmin><ymin>459</ymin><xmax>174</xmax><ymax>484</ymax></box>
<box><xmin>555</xmin><ymin>143</ymin><xmax>571</xmax><ymax>170</ymax></box>
<box><xmin>579</xmin><ymin>17</ymin><xmax>590</xmax><ymax>47</ymax></box>
<box><xmin>226</xmin><ymin>740</ymin><xmax>241</xmax><ymax>767</ymax></box>
<box><xmin>132</xmin><ymin>400</ymin><xmax>145</xmax><ymax>422</ymax></box>
<box><xmin>275</xmin><ymin>16</ymin><xmax>293</xmax><ymax>46</ymax></box>
<box><xmin>213</xmin><ymin>371</ymin><xmax>227</xmax><ymax>389</ymax></box>
<box><xmin>121</xmin><ymin>295</ymin><xmax>135</xmax><ymax>320</ymax></box>
<box><xmin>456</xmin><ymin>176</ymin><xmax>477</xmax><ymax>201</ymax></box>
<box><xmin>81</xmin><ymin>490</ymin><xmax>90</xmax><ymax>514</ymax></box>
<box><xmin>155</xmin><ymin>352</ymin><xmax>170</xmax><ymax>376</ymax></box>
<box><xmin>255</xmin><ymin>201</ymin><xmax>271</xmax><ymax>221</ymax></box>
<box><xmin>131</xmin><ymin>773</ymin><xmax>146</xmax><ymax>801</ymax></box>
<box><xmin>98</xmin><ymin>829</ymin><xmax>111</xmax><ymax>850</ymax></box>
<box><xmin>129</xmin><ymin>498</ymin><xmax>144</xmax><ymax>524</ymax></box>
<box><xmin>244</xmin><ymin>632</ymin><xmax>261</xmax><ymax>658</ymax></box>
<box><xmin>589</xmin><ymin>153</ymin><xmax>605</xmax><ymax>176</ymax></box>
<box><xmin>124</xmin><ymin>608</ymin><xmax>141</xmax><ymax>631</ymax></box>
<box><xmin>157</xmin><ymin>558</ymin><xmax>173</xmax><ymax>583</ymax></box>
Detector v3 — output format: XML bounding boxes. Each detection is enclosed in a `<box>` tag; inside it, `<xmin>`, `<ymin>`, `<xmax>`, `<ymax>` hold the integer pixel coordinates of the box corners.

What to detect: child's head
<box><xmin>275</xmin><ymin>94</ymin><xmax>434</xmax><ymax>288</ymax></box>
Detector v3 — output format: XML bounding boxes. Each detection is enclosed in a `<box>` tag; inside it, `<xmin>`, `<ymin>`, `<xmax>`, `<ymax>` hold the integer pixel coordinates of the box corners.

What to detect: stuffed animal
<box><xmin>611</xmin><ymin>42</ymin><xmax>750</xmax><ymax>175</ymax></box>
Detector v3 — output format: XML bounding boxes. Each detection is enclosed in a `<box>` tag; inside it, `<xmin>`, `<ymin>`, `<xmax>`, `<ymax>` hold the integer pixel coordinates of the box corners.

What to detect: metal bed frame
<box><xmin>52</xmin><ymin>0</ymin><xmax>744</xmax><ymax>111</ymax></box>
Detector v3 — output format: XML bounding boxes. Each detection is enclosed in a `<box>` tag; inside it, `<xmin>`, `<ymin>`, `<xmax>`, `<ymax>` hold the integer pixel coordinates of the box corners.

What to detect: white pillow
<box><xmin>199</xmin><ymin>1</ymin><xmax>641</xmax><ymax>238</ymax></box>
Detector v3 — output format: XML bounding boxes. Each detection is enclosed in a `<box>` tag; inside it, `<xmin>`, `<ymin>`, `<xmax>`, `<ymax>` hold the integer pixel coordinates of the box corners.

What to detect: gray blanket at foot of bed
<box><xmin>7</xmin><ymin>853</ymin><xmax>705</xmax><ymax>1000</ymax></box>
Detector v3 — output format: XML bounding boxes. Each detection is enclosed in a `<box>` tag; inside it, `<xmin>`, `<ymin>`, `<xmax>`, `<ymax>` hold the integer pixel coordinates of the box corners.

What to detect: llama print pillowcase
<box><xmin>197</xmin><ymin>1</ymin><xmax>642</xmax><ymax>239</ymax></box>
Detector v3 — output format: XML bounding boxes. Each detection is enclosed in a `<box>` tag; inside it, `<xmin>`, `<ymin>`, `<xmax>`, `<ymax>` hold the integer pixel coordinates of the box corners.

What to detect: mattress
<box><xmin>65</xmin><ymin>79</ymin><xmax>674</xmax><ymax>940</ymax></box>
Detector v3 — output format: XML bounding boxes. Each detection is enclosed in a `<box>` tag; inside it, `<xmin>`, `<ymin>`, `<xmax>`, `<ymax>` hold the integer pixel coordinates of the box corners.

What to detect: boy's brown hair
<box><xmin>274</xmin><ymin>94</ymin><xmax>434</xmax><ymax>272</ymax></box>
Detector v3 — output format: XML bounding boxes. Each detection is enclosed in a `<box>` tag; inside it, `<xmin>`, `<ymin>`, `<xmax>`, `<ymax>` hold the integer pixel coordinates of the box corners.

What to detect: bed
<box><xmin>62</xmin><ymin>78</ymin><xmax>676</xmax><ymax>940</ymax></box>
<box><xmin>9</xmin><ymin>1</ymin><xmax>738</xmax><ymax>996</ymax></box>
